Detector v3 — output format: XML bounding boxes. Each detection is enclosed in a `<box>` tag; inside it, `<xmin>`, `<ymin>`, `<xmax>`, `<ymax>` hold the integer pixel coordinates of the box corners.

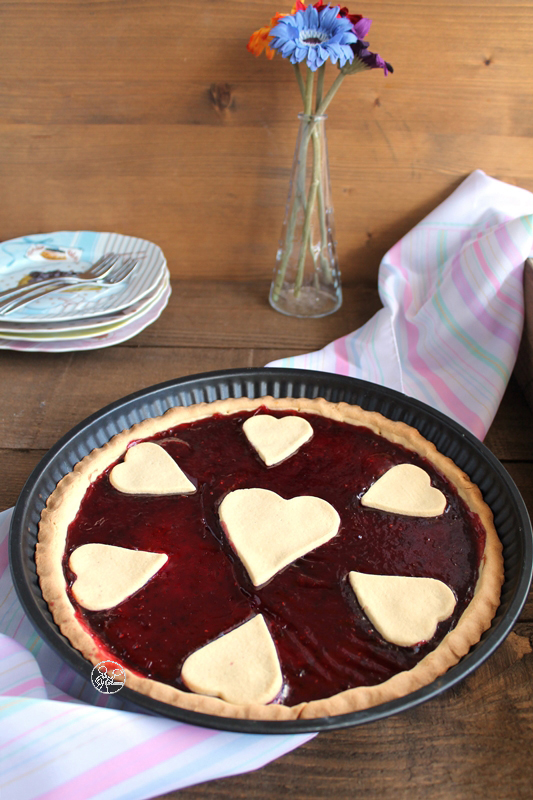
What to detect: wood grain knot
<box><xmin>210</xmin><ymin>83</ymin><xmax>233</xmax><ymax>113</ymax></box>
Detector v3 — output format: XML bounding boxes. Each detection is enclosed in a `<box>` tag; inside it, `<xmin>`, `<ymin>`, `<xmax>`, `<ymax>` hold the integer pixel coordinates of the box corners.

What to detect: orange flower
<box><xmin>247</xmin><ymin>1</ymin><xmax>307</xmax><ymax>59</ymax></box>
<box><xmin>247</xmin><ymin>23</ymin><xmax>277</xmax><ymax>59</ymax></box>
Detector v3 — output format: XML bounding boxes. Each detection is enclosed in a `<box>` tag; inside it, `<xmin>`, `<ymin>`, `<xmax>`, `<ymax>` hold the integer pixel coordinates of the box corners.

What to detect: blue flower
<box><xmin>269</xmin><ymin>5</ymin><xmax>357</xmax><ymax>71</ymax></box>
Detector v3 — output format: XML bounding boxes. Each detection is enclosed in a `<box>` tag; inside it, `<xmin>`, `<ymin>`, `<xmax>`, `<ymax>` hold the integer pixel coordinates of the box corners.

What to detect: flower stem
<box><xmin>294</xmin><ymin>121</ymin><xmax>321</xmax><ymax>296</ymax></box>
<box><xmin>271</xmin><ymin>138</ymin><xmax>307</xmax><ymax>301</ymax></box>
<box><xmin>315</xmin><ymin>64</ymin><xmax>326</xmax><ymax>113</ymax></box>
<box><xmin>304</xmin><ymin>67</ymin><xmax>314</xmax><ymax>115</ymax></box>
<box><xmin>292</xmin><ymin>63</ymin><xmax>305</xmax><ymax>103</ymax></box>
<box><xmin>316</xmin><ymin>70</ymin><xmax>346</xmax><ymax>116</ymax></box>
<box><xmin>272</xmin><ymin>72</ymin><xmax>315</xmax><ymax>303</ymax></box>
<box><xmin>315</xmin><ymin>133</ymin><xmax>333</xmax><ymax>285</ymax></box>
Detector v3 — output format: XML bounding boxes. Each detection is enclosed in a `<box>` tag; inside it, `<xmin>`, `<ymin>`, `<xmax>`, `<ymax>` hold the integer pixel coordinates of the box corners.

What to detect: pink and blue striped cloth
<box><xmin>0</xmin><ymin>509</ymin><xmax>315</xmax><ymax>798</ymax></box>
<box><xmin>2</xmin><ymin>170</ymin><xmax>533</xmax><ymax>799</ymax></box>
<box><xmin>269</xmin><ymin>170</ymin><xmax>533</xmax><ymax>440</ymax></box>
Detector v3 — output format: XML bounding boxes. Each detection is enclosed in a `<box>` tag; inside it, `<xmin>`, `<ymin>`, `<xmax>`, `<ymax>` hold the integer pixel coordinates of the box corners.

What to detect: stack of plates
<box><xmin>0</xmin><ymin>231</ymin><xmax>171</xmax><ymax>352</ymax></box>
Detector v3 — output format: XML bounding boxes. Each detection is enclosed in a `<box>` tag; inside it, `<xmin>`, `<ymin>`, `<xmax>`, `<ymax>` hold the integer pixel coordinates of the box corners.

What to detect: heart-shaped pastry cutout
<box><xmin>242</xmin><ymin>414</ymin><xmax>313</xmax><ymax>466</ymax></box>
<box><xmin>219</xmin><ymin>488</ymin><xmax>340</xmax><ymax>586</ymax></box>
<box><xmin>109</xmin><ymin>442</ymin><xmax>195</xmax><ymax>495</ymax></box>
<box><xmin>70</xmin><ymin>543</ymin><xmax>168</xmax><ymax>611</ymax></box>
<box><xmin>360</xmin><ymin>463</ymin><xmax>446</xmax><ymax>517</ymax></box>
<box><xmin>181</xmin><ymin>615</ymin><xmax>282</xmax><ymax>705</ymax></box>
<box><xmin>348</xmin><ymin>571</ymin><xmax>456</xmax><ymax>646</ymax></box>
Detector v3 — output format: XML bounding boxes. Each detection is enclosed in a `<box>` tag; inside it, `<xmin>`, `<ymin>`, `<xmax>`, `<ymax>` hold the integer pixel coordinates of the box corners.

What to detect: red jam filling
<box><xmin>64</xmin><ymin>409</ymin><xmax>486</xmax><ymax>707</ymax></box>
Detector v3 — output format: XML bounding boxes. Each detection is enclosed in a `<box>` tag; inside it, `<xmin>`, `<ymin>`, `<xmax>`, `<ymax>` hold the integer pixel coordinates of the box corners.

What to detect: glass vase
<box><xmin>269</xmin><ymin>113</ymin><xmax>342</xmax><ymax>318</ymax></box>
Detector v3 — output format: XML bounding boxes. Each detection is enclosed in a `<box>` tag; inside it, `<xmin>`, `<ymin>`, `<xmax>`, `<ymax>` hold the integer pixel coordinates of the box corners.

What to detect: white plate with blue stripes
<box><xmin>0</xmin><ymin>231</ymin><xmax>166</xmax><ymax>323</ymax></box>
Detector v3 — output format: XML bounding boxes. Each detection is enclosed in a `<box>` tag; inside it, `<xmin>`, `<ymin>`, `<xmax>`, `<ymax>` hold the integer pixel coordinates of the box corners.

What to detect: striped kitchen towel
<box><xmin>0</xmin><ymin>508</ymin><xmax>315</xmax><ymax>799</ymax></box>
<box><xmin>268</xmin><ymin>170</ymin><xmax>533</xmax><ymax>440</ymax></box>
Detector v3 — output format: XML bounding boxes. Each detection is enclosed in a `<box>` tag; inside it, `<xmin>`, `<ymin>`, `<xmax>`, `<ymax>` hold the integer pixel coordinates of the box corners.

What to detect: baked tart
<box><xmin>36</xmin><ymin>396</ymin><xmax>504</xmax><ymax>721</ymax></box>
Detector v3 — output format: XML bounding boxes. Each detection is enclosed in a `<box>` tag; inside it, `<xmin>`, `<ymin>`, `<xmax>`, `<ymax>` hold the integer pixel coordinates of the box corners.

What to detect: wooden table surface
<box><xmin>1</xmin><ymin>278</ymin><xmax>532</xmax><ymax>799</ymax></box>
<box><xmin>1</xmin><ymin>0</ymin><xmax>532</xmax><ymax>288</ymax></box>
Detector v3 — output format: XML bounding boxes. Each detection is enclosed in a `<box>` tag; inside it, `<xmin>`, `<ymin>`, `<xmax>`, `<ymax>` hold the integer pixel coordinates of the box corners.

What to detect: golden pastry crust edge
<box><xmin>36</xmin><ymin>395</ymin><xmax>504</xmax><ymax>721</ymax></box>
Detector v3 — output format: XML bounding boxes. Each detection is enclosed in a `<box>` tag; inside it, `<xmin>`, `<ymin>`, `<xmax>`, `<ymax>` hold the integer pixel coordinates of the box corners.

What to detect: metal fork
<box><xmin>0</xmin><ymin>252</ymin><xmax>122</xmax><ymax>306</ymax></box>
<box><xmin>0</xmin><ymin>257</ymin><xmax>139</xmax><ymax>316</ymax></box>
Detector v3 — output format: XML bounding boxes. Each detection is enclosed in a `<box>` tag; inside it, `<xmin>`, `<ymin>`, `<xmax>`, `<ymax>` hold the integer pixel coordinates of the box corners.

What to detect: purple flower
<box><xmin>350</xmin><ymin>39</ymin><xmax>393</xmax><ymax>75</ymax></box>
<box><xmin>352</xmin><ymin>17</ymin><xmax>372</xmax><ymax>39</ymax></box>
<box><xmin>333</xmin><ymin>9</ymin><xmax>393</xmax><ymax>75</ymax></box>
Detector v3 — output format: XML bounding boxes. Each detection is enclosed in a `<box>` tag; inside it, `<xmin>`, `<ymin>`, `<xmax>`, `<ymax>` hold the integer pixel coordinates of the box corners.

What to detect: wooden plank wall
<box><xmin>0</xmin><ymin>0</ymin><xmax>531</xmax><ymax>284</ymax></box>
